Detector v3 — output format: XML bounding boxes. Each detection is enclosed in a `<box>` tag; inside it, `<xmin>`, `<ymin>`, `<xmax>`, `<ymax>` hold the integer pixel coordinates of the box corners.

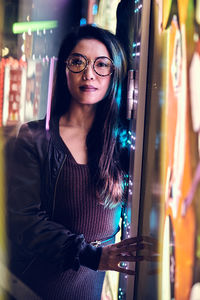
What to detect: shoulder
<box><xmin>17</xmin><ymin>118</ymin><xmax>51</xmax><ymax>143</ymax></box>
<box><xmin>15</xmin><ymin>118</ymin><xmax>52</xmax><ymax>158</ymax></box>
<box><xmin>18</xmin><ymin>119</ymin><xmax>46</xmax><ymax>137</ymax></box>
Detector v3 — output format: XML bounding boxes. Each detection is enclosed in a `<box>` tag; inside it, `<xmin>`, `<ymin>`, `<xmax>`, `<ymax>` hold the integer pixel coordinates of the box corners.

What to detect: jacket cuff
<box><xmin>79</xmin><ymin>244</ymin><xmax>102</xmax><ymax>271</ymax></box>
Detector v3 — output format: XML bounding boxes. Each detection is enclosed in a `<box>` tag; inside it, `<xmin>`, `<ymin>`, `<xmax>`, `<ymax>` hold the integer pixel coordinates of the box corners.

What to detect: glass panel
<box><xmin>116</xmin><ymin>0</ymin><xmax>151</xmax><ymax>299</ymax></box>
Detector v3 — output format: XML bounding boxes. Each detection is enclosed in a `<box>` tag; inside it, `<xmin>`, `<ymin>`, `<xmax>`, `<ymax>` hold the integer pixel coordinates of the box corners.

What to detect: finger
<box><xmin>141</xmin><ymin>236</ymin><xmax>159</xmax><ymax>249</ymax></box>
<box><xmin>141</xmin><ymin>235</ymin><xmax>157</xmax><ymax>243</ymax></box>
<box><xmin>116</xmin><ymin>236</ymin><xmax>159</xmax><ymax>248</ymax></box>
<box><xmin>139</xmin><ymin>243</ymin><xmax>159</xmax><ymax>253</ymax></box>
<box><xmin>115</xmin><ymin>236</ymin><xmax>143</xmax><ymax>248</ymax></box>
<box><xmin>117</xmin><ymin>255</ymin><xmax>144</xmax><ymax>262</ymax></box>
<box><xmin>114</xmin><ymin>244</ymin><xmax>159</xmax><ymax>258</ymax></box>
<box><xmin>114</xmin><ymin>243</ymin><xmax>145</xmax><ymax>254</ymax></box>
<box><xmin>115</xmin><ymin>266</ymin><xmax>136</xmax><ymax>276</ymax></box>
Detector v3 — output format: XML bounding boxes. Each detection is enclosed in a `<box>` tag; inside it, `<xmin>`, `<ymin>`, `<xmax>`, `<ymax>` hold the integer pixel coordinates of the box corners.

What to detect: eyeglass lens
<box><xmin>67</xmin><ymin>54</ymin><xmax>113</xmax><ymax>76</ymax></box>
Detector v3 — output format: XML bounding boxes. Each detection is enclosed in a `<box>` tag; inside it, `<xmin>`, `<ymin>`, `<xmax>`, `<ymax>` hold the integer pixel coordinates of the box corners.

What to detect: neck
<box><xmin>60</xmin><ymin>101</ymin><xmax>96</xmax><ymax>131</ymax></box>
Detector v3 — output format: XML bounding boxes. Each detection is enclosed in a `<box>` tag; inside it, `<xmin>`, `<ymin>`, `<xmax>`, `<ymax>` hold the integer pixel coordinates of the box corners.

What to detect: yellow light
<box><xmin>2</xmin><ymin>47</ymin><xmax>9</xmax><ymax>57</ymax></box>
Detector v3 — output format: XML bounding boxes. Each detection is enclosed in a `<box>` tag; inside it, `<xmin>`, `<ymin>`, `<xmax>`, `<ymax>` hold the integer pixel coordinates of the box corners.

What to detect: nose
<box><xmin>82</xmin><ymin>62</ymin><xmax>95</xmax><ymax>80</ymax></box>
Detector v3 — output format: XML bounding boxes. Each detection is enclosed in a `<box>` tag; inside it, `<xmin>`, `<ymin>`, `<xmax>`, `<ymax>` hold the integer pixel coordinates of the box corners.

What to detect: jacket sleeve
<box><xmin>7</xmin><ymin>123</ymin><xmax>102</xmax><ymax>272</ymax></box>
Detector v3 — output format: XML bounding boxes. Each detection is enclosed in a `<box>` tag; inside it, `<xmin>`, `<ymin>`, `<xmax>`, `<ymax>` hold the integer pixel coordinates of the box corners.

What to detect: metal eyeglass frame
<box><xmin>66</xmin><ymin>53</ymin><xmax>115</xmax><ymax>77</ymax></box>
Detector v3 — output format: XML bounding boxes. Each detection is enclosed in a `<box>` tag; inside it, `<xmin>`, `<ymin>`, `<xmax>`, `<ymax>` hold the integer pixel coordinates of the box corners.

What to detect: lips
<box><xmin>79</xmin><ymin>85</ymin><xmax>97</xmax><ymax>92</ymax></box>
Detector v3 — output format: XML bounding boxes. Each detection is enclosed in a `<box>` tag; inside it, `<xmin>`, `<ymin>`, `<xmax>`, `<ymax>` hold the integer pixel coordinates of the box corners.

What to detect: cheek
<box><xmin>102</xmin><ymin>77</ymin><xmax>111</xmax><ymax>96</ymax></box>
<box><xmin>66</xmin><ymin>71</ymin><xmax>72</xmax><ymax>86</ymax></box>
<box><xmin>66</xmin><ymin>72</ymin><xmax>77</xmax><ymax>92</ymax></box>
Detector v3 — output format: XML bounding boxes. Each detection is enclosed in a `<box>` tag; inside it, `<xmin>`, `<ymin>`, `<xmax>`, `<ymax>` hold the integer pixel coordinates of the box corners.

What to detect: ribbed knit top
<box><xmin>44</xmin><ymin>127</ymin><xmax>122</xmax><ymax>299</ymax></box>
<box><xmin>53</xmin><ymin>135</ymin><xmax>121</xmax><ymax>245</ymax></box>
<box><xmin>30</xmin><ymin>118</ymin><xmax>123</xmax><ymax>300</ymax></box>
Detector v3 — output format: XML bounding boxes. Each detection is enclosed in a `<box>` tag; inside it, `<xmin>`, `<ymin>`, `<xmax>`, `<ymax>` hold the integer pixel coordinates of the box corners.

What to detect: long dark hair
<box><xmin>51</xmin><ymin>24</ymin><xmax>127</xmax><ymax>207</ymax></box>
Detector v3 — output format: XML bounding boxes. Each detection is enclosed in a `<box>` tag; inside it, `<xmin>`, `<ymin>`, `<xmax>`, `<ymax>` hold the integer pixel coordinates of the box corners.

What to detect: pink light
<box><xmin>46</xmin><ymin>57</ymin><xmax>57</xmax><ymax>130</ymax></box>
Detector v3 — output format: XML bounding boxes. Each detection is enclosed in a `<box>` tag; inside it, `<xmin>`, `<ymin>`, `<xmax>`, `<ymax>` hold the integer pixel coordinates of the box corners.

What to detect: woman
<box><xmin>7</xmin><ymin>25</ymin><xmax>145</xmax><ymax>300</ymax></box>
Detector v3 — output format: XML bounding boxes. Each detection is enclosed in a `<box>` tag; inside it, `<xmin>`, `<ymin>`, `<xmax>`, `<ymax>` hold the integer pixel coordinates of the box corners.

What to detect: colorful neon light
<box><xmin>46</xmin><ymin>57</ymin><xmax>57</xmax><ymax>130</ymax></box>
<box><xmin>12</xmin><ymin>20</ymin><xmax>58</xmax><ymax>34</ymax></box>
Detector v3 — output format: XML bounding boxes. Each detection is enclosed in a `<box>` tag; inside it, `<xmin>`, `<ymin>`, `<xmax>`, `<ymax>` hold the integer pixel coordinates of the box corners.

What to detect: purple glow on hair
<box><xmin>46</xmin><ymin>57</ymin><xmax>57</xmax><ymax>130</ymax></box>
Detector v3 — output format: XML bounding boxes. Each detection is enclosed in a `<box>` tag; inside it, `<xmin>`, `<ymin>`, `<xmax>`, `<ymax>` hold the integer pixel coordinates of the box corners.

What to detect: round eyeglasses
<box><xmin>66</xmin><ymin>54</ymin><xmax>114</xmax><ymax>77</ymax></box>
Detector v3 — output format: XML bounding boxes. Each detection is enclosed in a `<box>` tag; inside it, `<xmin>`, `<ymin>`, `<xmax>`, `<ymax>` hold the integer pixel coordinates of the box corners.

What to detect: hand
<box><xmin>98</xmin><ymin>236</ymin><xmax>157</xmax><ymax>275</ymax></box>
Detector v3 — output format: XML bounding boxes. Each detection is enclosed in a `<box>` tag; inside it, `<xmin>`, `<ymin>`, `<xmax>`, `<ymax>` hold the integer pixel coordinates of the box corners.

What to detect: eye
<box><xmin>95</xmin><ymin>60</ymin><xmax>110</xmax><ymax>68</ymax></box>
<box><xmin>69</xmin><ymin>58</ymin><xmax>85</xmax><ymax>66</ymax></box>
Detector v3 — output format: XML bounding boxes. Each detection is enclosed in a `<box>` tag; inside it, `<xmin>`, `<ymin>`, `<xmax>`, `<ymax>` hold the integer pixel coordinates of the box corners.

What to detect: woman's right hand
<box><xmin>98</xmin><ymin>236</ymin><xmax>158</xmax><ymax>275</ymax></box>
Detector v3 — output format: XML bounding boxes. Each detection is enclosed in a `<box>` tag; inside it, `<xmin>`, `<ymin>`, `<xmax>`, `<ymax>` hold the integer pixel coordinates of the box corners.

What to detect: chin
<box><xmin>79</xmin><ymin>98</ymin><xmax>103</xmax><ymax>105</ymax></box>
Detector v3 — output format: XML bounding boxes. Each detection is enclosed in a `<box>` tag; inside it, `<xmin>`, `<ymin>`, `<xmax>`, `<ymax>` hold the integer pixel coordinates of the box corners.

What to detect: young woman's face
<box><xmin>66</xmin><ymin>38</ymin><xmax>112</xmax><ymax>106</ymax></box>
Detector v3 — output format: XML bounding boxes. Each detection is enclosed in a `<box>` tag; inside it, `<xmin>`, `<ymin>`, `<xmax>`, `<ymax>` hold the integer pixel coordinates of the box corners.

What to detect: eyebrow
<box><xmin>71</xmin><ymin>52</ymin><xmax>83</xmax><ymax>57</ymax></box>
<box><xmin>70</xmin><ymin>52</ymin><xmax>110</xmax><ymax>60</ymax></box>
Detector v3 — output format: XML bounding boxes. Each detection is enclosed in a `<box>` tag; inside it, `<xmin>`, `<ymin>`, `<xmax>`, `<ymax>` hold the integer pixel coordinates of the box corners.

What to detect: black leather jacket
<box><xmin>6</xmin><ymin>118</ymin><xmax>102</xmax><ymax>279</ymax></box>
